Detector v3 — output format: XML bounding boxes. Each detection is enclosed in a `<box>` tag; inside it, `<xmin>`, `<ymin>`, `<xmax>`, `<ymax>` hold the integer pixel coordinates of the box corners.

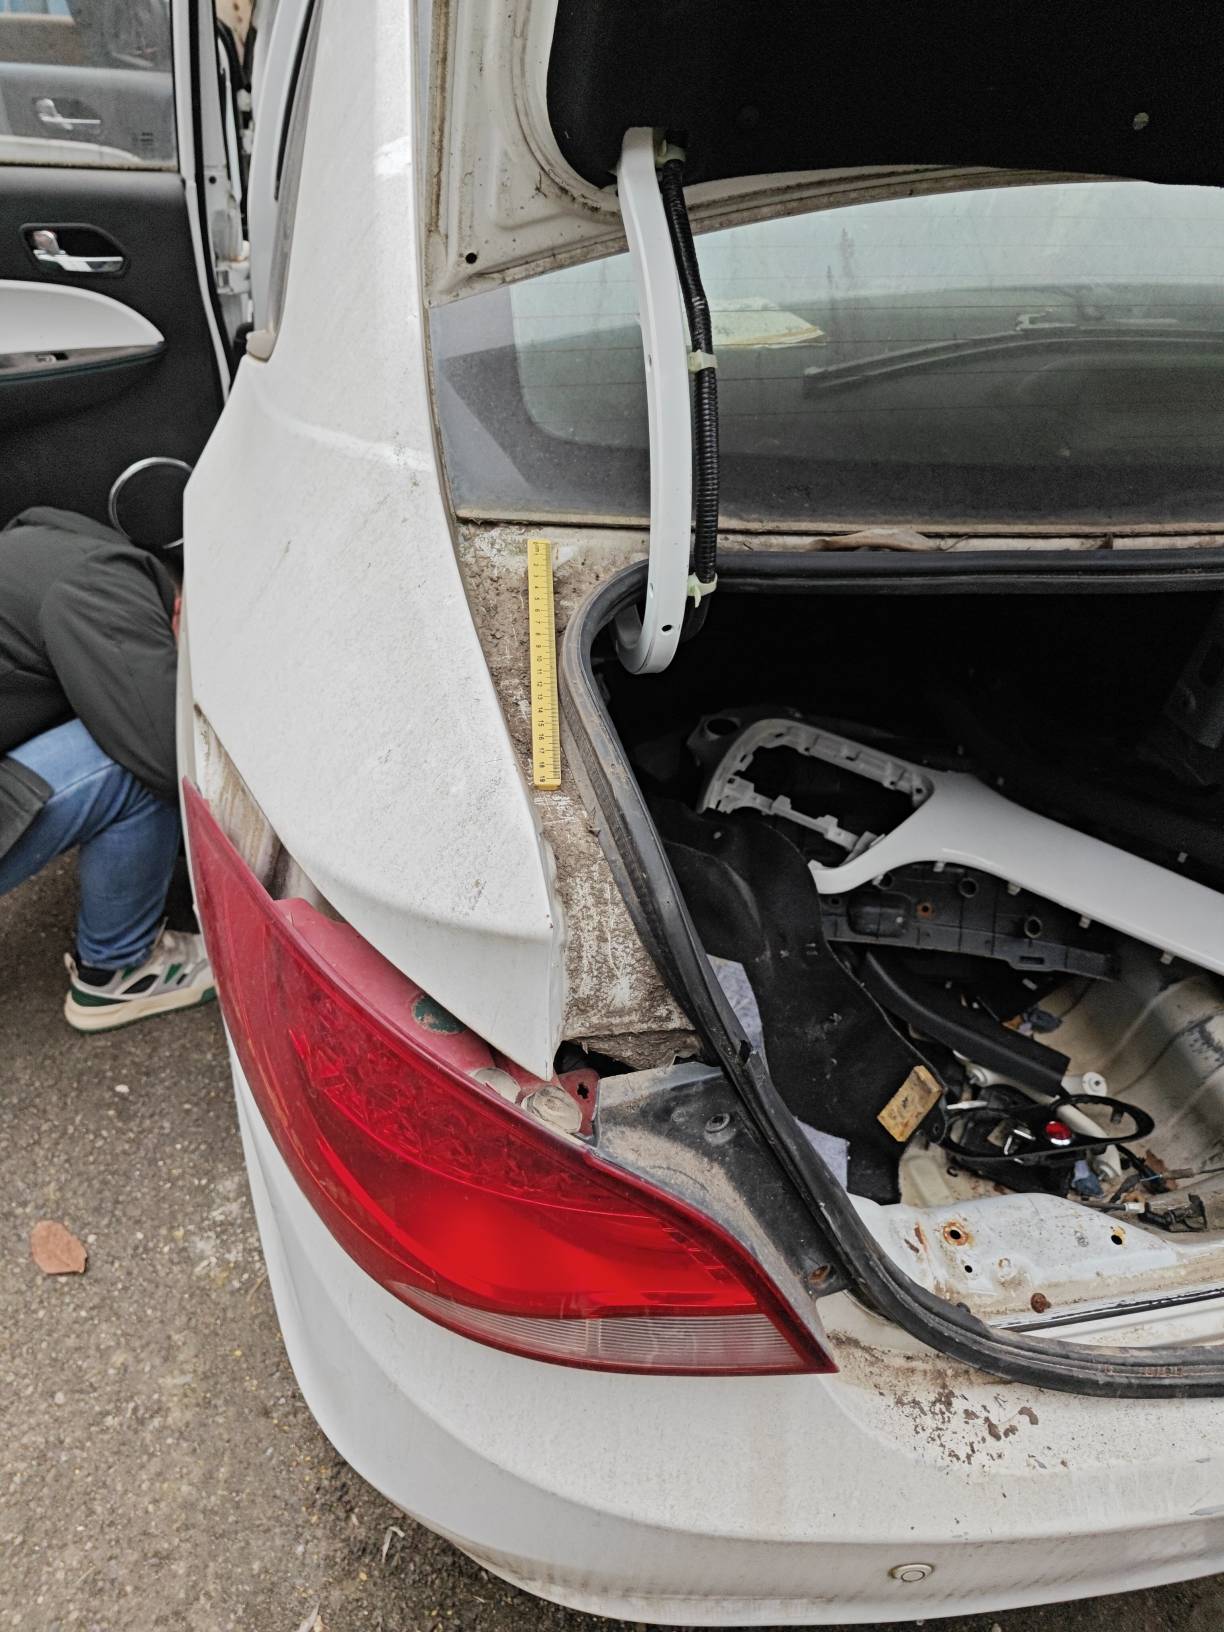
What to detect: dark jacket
<box><xmin>0</xmin><ymin>508</ymin><xmax>178</xmax><ymax>862</ymax></box>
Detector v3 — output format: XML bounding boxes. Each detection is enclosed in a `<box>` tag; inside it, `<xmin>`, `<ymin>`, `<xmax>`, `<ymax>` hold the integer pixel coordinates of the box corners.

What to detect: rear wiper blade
<box><xmin>803</xmin><ymin>316</ymin><xmax>1224</xmax><ymax>395</ymax></box>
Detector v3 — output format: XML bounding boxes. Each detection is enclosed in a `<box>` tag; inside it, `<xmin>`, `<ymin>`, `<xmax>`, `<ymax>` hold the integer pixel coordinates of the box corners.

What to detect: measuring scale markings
<box><xmin>527</xmin><ymin>537</ymin><xmax>562</xmax><ymax>789</ymax></box>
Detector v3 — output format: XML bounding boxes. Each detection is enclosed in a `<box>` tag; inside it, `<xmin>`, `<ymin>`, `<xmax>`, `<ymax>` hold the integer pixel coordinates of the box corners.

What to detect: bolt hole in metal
<box><xmin>1111</xmin><ymin>1229</ymin><xmax>1126</xmax><ymax>1246</ymax></box>
<box><xmin>957</xmin><ymin>875</ymin><xmax>979</xmax><ymax>899</ymax></box>
<box><xmin>1023</xmin><ymin>915</ymin><xmax>1044</xmax><ymax>939</ymax></box>
<box><xmin>705</xmin><ymin>715</ymin><xmax>740</xmax><ymax>737</ymax></box>
<box><xmin>704</xmin><ymin>1111</ymin><xmax>732</xmax><ymax>1134</ymax></box>
<box><xmin>916</xmin><ymin>900</ymin><xmax>934</xmax><ymax>919</ymax></box>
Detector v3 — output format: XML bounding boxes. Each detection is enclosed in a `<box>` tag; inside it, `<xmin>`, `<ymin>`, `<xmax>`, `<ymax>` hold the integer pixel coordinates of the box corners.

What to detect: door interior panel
<box><xmin>0</xmin><ymin>166</ymin><xmax>222</xmax><ymax>528</ymax></box>
<box><xmin>0</xmin><ymin>351</ymin><xmax>163</xmax><ymax>433</ymax></box>
<box><xmin>0</xmin><ymin>277</ymin><xmax>162</xmax><ymax>350</ymax></box>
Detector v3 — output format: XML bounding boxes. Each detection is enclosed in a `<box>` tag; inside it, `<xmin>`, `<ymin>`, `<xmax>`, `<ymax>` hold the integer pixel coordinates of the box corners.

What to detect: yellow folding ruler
<box><xmin>527</xmin><ymin>537</ymin><xmax>562</xmax><ymax>789</ymax></box>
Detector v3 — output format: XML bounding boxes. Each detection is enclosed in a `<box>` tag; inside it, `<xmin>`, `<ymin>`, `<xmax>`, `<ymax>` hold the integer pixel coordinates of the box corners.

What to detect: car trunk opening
<box><xmin>560</xmin><ymin>548</ymin><xmax>1224</xmax><ymax>1391</ymax></box>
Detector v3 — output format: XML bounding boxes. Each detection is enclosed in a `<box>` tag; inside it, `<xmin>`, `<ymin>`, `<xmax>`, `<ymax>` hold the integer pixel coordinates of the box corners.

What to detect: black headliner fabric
<box><xmin>547</xmin><ymin>2</ymin><xmax>1224</xmax><ymax>190</ymax></box>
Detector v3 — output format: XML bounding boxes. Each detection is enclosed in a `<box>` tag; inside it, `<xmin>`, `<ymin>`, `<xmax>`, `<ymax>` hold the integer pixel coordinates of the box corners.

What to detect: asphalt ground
<box><xmin>4</xmin><ymin>855</ymin><xmax>1224</xmax><ymax>1631</ymax></box>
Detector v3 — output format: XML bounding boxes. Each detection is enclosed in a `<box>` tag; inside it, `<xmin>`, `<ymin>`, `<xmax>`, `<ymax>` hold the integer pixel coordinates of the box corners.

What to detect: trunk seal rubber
<box><xmin>560</xmin><ymin>548</ymin><xmax>1224</xmax><ymax>1396</ymax></box>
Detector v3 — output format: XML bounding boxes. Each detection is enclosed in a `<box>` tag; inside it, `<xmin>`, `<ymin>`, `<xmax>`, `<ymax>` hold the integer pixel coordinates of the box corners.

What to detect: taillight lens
<box><xmin>185</xmin><ymin>783</ymin><xmax>831</xmax><ymax>1375</ymax></box>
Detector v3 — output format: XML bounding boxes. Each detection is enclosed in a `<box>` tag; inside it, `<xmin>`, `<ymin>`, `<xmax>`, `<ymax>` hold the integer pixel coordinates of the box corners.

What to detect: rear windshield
<box><xmin>431</xmin><ymin>180</ymin><xmax>1224</xmax><ymax>530</ymax></box>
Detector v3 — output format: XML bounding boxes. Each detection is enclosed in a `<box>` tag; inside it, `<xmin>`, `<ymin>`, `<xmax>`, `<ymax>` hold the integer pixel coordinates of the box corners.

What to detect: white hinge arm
<box><xmin>613</xmin><ymin>127</ymin><xmax>692</xmax><ymax>676</ymax></box>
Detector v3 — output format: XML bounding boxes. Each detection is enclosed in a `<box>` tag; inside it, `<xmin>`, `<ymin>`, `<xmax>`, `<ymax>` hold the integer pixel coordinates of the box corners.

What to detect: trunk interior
<box><xmin>591</xmin><ymin>559</ymin><xmax>1224</xmax><ymax>1331</ymax></box>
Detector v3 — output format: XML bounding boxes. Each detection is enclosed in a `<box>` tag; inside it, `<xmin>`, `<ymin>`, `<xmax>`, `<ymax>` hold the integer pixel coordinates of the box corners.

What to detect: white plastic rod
<box><xmin>613</xmin><ymin>128</ymin><xmax>692</xmax><ymax>675</ymax></box>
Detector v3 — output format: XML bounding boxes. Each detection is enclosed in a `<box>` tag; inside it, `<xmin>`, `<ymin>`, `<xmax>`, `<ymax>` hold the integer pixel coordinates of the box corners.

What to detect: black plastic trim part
<box><xmin>0</xmin><ymin>349</ymin><xmax>161</xmax><ymax>386</ymax></box>
<box><xmin>861</xmin><ymin>950</ymin><xmax>1071</xmax><ymax>1095</ymax></box>
<box><xmin>0</xmin><ymin>350</ymin><xmax>163</xmax><ymax>434</ymax></box>
<box><xmin>559</xmin><ymin>550</ymin><xmax>1224</xmax><ymax>1395</ymax></box>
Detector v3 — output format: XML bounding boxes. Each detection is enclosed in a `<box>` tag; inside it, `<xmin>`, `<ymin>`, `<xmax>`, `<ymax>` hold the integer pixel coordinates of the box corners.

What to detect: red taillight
<box><xmin>185</xmin><ymin>784</ymin><xmax>832</xmax><ymax>1375</ymax></box>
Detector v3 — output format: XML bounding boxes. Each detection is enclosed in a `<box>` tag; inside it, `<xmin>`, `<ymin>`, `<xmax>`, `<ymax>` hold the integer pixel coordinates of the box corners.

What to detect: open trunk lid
<box><xmin>425</xmin><ymin>0</ymin><xmax>1224</xmax><ymax>302</ymax></box>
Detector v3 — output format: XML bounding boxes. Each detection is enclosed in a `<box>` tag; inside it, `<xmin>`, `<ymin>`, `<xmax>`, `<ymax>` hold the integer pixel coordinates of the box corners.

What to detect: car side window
<box><xmin>262</xmin><ymin>0</ymin><xmax>321</xmax><ymax>341</ymax></box>
<box><xmin>0</xmin><ymin>0</ymin><xmax>176</xmax><ymax>168</ymax></box>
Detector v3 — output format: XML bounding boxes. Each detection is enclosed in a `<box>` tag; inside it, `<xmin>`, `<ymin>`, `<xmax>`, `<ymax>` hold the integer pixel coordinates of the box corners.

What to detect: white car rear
<box><xmin>181</xmin><ymin>1</ymin><xmax>1224</xmax><ymax>1621</ymax></box>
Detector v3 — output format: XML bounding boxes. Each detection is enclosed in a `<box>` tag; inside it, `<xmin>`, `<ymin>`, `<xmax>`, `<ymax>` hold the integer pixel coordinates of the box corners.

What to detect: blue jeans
<box><xmin>0</xmin><ymin>719</ymin><xmax>179</xmax><ymax>969</ymax></box>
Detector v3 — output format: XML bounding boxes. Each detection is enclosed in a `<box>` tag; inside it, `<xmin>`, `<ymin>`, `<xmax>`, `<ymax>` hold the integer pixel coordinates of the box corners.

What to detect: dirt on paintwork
<box><xmin>821</xmin><ymin>1325</ymin><xmax>1056</xmax><ymax>1470</ymax></box>
<box><xmin>450</xmin><ymin>517</ymin><xmax>1219</xmax><ymax>1068</ymax></box>
<box><xmin>456</xmin><ymin>522</ymin><xmax>698</xmax><ymax>1068</ymax></box>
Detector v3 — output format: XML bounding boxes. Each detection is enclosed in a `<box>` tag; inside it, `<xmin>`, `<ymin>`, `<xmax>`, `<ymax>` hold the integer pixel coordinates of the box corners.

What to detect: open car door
<box><xmin>0</xmin><ymin>0</ymin><xmax>246</xmax><ymax>544</ymax></box>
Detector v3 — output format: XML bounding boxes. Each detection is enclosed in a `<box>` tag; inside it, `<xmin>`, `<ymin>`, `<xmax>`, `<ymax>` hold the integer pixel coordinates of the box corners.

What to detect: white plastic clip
<box><xmin>687</xmin><ymin>572</ymin><xmax>718</xmax><ymax>606</ymax></box>
<box><xmin>654</xmin><ymin>138</ymin><xmax>687</xmax><ymax>168</ymax></box>
<box><xmin>688</xmin><ymin>350</ymin><xmax>718</xmax><ymax>373</ymax></box>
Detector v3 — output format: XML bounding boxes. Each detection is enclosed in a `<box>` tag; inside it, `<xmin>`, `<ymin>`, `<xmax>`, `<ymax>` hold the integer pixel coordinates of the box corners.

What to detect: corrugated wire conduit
<box><xmin>657</xmin><ymin>143</ymin><xmax>720</xmax><ymax>640</ymax></box>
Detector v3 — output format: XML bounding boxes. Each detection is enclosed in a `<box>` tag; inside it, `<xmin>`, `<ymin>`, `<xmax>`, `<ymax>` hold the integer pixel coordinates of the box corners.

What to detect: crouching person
<box><xmin>0</xmin><ymin>508</ymin><xmax>213</xmax><ymax>1030</ymax></box>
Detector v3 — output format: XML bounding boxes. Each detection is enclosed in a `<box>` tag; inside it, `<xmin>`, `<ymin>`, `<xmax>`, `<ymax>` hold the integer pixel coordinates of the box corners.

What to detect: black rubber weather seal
<box><xmin>560</xmin><ymin>553</ymin><xmax>1224</xmax><ymax>1396</ymax></box>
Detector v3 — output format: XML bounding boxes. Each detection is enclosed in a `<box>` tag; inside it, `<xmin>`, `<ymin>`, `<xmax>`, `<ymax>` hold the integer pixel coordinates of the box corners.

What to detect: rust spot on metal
<box><xmin>1018</xmin><ymin>1405</ymin><xmax>1039</xmax><ymax>1425</ymax></box>
<box><xmin>1030</xmin><ymin>1291</ymin><xmax>1051</xmax><ymax>1313</ymax></box>
<box><xmin>913</xmin><ymin>1222</ymin><xmax>927</xmax><ymax>1248</ymax></box>
<box><xmin>942</xmin><ymin>1219</ymin><xmax>973</xmax><ymax>1248</ymax></box>
<box><xmin>807</xmin><ymin>1264</ymin><xmax>833</xmax><ymax>1289</ymax></box>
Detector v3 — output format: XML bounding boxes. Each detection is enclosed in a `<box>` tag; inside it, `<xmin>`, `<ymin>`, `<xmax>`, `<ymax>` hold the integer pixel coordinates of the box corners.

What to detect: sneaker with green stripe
<box><xmin>64</xmin><ymin>928</ymin><xmax>216</xmax><ymax>1033</ymax></box>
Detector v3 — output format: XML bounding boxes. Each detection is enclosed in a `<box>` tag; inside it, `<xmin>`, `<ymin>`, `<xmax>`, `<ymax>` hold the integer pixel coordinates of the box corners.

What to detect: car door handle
<box><xmin>30</xmin><ymin>229</ymin><xmax>124</xmax><ymax>276</ymax></box>
<box><xmin>34</xmin><ymin>97</ymin><xmax>102</xmax><ymax>132</ymax></box>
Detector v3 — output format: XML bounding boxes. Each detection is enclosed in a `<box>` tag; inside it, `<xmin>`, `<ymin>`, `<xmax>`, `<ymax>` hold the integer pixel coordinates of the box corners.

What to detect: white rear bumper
<box><xmin>233</xmin><ymin>1053</ymin><xmax>1224</xmax><ymax>1624</ymax></box>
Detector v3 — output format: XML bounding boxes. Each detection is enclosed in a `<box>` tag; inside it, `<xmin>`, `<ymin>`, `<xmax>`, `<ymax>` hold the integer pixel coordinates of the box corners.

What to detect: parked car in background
<box><xmin>11</xmin><ymin>0</ymin><xmax>1224</xmax><ymax>1622</ymax></box>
